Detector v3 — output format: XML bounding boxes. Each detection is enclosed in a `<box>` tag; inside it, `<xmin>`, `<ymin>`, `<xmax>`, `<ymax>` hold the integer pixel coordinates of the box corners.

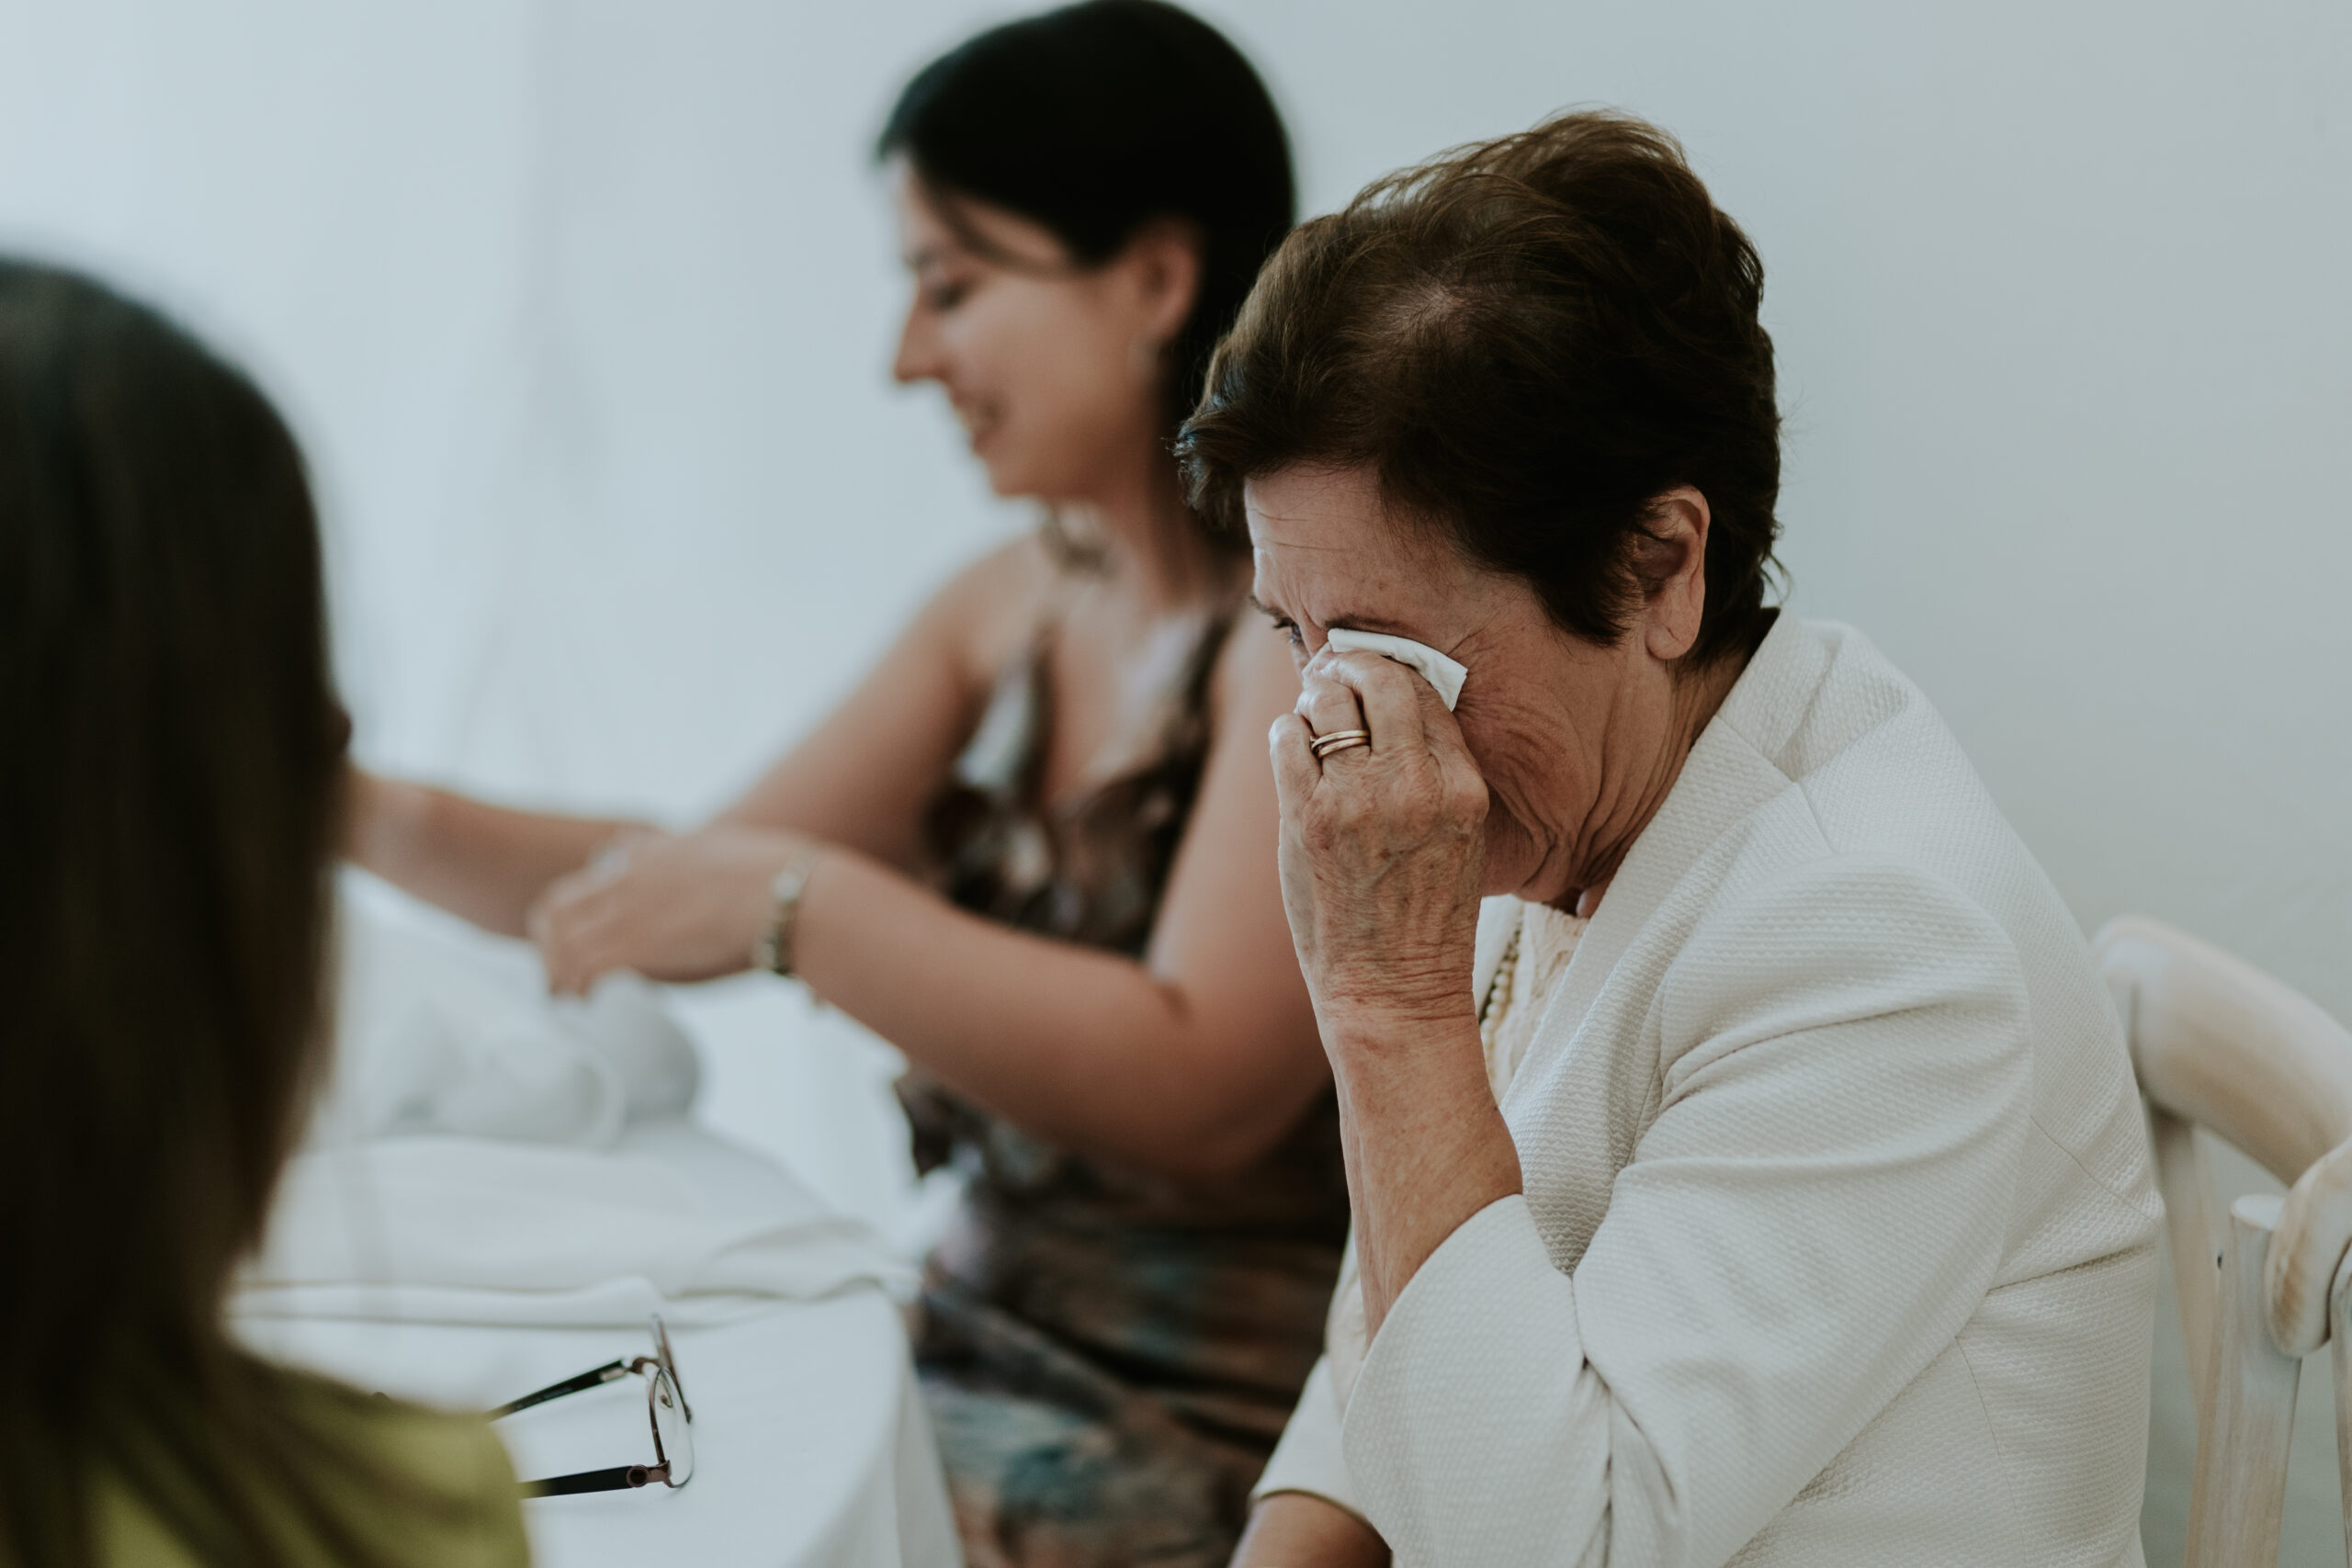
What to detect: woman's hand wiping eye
<box><xmin>1268</xmin><ymin>648</ymin><xmax>1490</xmax><ymax>1046</ymax></box>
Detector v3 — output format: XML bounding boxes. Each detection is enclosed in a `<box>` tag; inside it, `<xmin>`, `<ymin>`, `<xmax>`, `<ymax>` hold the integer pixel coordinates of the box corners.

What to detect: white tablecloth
<box><xmin>239</xmin><ymin>1292</ymin><xmax>959</xmax><ymax>1567</ymax></box>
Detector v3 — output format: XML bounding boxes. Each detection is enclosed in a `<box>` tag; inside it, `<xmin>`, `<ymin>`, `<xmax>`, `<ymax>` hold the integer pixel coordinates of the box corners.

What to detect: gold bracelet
<box><xmin>750</xmin><ymin>847</ymin><xmax>822</xmax><ymax>978</ymax></box>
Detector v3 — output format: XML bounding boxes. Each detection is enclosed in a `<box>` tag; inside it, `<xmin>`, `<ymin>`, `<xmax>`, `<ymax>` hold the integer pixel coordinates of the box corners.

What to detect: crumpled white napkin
<box><xmin>248</xmin><ymin>880</ymin><xmax>911</xmax><ymax>1328</ymax></box>
<box><xmin>314</xmin><ymin>882</ymin><xmax>698</xmax><ymax>1149</ymax></box>
<box><xmin>1325</xmin><ymin>627</ymin><xmax>1468</xmax><ymax>711</ymax></box>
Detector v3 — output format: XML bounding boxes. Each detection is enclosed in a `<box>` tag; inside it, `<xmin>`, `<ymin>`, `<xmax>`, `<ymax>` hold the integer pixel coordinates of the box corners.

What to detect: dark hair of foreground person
<box><xmin>881</xmin><ymin>0</ymin><xmax>1295</xmax><ymax>464</ymax></box>
<box><xmin>0</xmin><ymin>262</ymin><xmax>515</xmax><ymax>1568</ymax></box>
<box><xmin>1180</xmin><ymin>109</ymin><xmax>1782</xmax><ymax>664</ymax></box>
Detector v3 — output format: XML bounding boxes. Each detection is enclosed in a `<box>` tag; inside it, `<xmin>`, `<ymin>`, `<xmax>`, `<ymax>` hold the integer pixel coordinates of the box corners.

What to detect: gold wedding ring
<box><xmin>1310</xmin><ymin>728</ymin><xmax>1372</xmax><ymax>760</ymax></box>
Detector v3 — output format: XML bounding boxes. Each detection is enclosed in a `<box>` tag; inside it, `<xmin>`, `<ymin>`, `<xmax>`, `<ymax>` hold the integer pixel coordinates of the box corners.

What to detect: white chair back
<box><xmin>2097</xmin><ymin>915</ymin><xmax>2352</xmax><ymax>1568</ymax></box>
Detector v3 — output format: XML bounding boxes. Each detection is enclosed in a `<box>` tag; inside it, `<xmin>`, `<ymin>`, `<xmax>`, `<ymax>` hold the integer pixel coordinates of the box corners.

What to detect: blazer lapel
<box><xmin>1508</xmin><ymin>614</ymin><xmax>1833</xmax><ymax>1096</ymax></box>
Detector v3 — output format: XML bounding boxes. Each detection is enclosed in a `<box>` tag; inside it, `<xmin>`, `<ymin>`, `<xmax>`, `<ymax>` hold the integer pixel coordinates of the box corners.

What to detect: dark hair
<box><xmin>879</xmin><ymin>0</ymin><xmax>1295</xmax><ymax>451</ymax></box>
<box><xmin>1178</xmin><ymin>110</ymin><xmax>1782</xmax><ymax>665</ymax></box>
<box><xmin>0</xmin><ymin>262</ymin><xmax>391</xmax><ymax>1567</ymax></box>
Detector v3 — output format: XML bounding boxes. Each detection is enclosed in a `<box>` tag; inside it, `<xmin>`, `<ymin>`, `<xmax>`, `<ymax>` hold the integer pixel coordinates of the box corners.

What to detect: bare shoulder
<box><xmin>922</xmin><ymin>529</ymin><xmax>1060</xmax><ymax>689</ymax></box>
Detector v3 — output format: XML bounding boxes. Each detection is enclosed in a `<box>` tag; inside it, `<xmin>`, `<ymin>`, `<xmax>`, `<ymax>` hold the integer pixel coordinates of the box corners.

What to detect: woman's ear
<box><xmin>1633</xmin><ymin>486</ymin><xmax>1711</xmax><ymax>662</ymax></box>
<box><xmin>1122</xmin><ymin>217</ymin><xmax>1204</xmax><ymax>347</ymax></box>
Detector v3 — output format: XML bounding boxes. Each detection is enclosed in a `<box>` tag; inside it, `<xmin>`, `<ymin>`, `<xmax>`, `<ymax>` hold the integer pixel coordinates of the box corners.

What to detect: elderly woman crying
<box><xmin>1181</xmin><ymin>112</ymin><xmax>2161</xmax><ymax>1568</ymax></box>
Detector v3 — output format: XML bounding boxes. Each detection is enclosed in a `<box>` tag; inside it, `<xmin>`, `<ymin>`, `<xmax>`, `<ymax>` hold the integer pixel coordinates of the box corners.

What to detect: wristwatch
<box><xmin>750</xmin><ymin>847</ymin><xmax>822</xmax><ymax>978</ymax></box>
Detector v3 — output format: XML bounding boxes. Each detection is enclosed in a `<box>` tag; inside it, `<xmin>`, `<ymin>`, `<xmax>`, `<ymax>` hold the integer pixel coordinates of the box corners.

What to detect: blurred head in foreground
<box><xmin>879</xmin><ymin>0</ymin><xmax>1293</xmax><ymax>560</ymax></box>
<box><xmin>0</xmin><ymin>261</ymin><xmax>522</xmax><ymax>1568</ymax></box>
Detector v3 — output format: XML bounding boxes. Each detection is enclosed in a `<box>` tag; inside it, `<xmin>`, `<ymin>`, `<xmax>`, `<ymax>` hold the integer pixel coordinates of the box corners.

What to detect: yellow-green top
<box><xmin>92</xmin><ymin>1373</ymin><xmax>529</xmax><ymax>1568</ymax></box>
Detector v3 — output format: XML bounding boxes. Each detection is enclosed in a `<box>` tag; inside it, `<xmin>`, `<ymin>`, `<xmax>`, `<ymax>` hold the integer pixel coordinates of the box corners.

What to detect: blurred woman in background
<box><xmin>348</xmin><ymin>4</ymin><xmax>1339</xmax><ymax>1562</ymax></box>
<box><xmin>0</xmin><ymin>261</ymin><xmax>527</xmax><ymax>1567</ymax></box>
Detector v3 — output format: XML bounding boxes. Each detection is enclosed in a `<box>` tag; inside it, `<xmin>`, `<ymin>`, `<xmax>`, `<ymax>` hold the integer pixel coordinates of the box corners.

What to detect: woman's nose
<box><xmin>892</xmin><ymin>303</ymin><xmax>939</xmax><ymax>385</ymax></box>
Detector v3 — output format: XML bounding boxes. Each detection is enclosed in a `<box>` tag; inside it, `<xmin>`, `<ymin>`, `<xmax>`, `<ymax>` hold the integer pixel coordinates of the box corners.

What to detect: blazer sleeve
<box><xmin>1250</xmin><ymin>1357</ymin><xmax>1365</xmax><ymax>1516</ymax></box>
<box><xmin>1338</xmin><ymin>855</ymin><xmax>2036</xmax><ymax>1568</ymax></box>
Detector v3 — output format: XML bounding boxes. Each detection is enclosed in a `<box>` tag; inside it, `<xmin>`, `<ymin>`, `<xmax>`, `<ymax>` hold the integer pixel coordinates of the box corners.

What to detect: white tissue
<box><xmin>1325</xmin><ymin>628</ymin><xmax>1467</xmax><ymax>711</ymax></box>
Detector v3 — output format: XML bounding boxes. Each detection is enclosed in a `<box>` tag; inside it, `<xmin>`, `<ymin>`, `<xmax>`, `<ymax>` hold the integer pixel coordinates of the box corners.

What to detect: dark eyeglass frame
<box><xmin>492</xmin><ymin>1314</ymin><xmax>695</xmax><ymax>1496</ymax></box>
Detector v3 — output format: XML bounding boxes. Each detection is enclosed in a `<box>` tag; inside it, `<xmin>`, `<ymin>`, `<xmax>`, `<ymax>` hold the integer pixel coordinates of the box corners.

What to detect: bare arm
<box><xmin>348</xmin><ymin>538</ymin><xmax>1041</xmax><ymax>934</ymax></box>
<box><xmin>347</xmin><ymin>772</ymin><xmax>633</xmax><ymax>939</ymax></box>
<box><xmin>537</xmin><ymin>622</ymin><xmax>1329</xmax><ymax>1180</ymax></box>
<box><xmin>1231</xmin><ymin>1495</ymin><xmax>1387</xmax><ymax>1567</ymax></box>
<box><xmin>790</xmin><ymin>624</ymin><xmax>1321</xmax><ymax>1173</ymax></box>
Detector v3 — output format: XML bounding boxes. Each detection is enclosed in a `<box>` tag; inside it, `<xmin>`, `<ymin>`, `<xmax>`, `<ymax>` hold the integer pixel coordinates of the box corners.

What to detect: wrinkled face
<box><xmin>1247</xmin><ymin>464</ymin><xmax>1643</xmax><ymax>906</ymax></box>
<box><xmin>888</xmin><ymin>163</ymin><xmax>1175</xmax><ymax>502</ymax></box>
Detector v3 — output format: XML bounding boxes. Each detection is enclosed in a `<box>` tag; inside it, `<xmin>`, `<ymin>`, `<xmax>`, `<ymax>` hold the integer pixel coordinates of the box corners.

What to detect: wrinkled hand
<box><xmin>530</xmin><ymin>824</ymin><xmax>807</xmax><ymax>994</ymax></box>
<box><xmin>1270</xmin><ymin>649</ymin><xmax>1490</xmax><ymax>1051</ymax></box>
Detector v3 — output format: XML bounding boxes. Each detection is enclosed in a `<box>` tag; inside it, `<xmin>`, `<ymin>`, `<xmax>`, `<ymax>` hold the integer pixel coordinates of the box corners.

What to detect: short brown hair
<box><xmin>1178</xmin><ymin>109</ymin><xmax>1781</xmax><ymax>665</ymax></box>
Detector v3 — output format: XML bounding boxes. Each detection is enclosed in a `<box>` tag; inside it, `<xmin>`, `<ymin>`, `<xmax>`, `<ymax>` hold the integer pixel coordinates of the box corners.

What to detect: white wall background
<box><xmin>5</xmin><ymin>2</ymin><xmax>2346</xmax><ymax>1561</ymax></box>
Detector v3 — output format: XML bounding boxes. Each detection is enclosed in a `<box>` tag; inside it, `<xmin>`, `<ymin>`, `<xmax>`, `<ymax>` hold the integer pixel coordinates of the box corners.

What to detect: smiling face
<box><xmin>888</xmin><ymin>163</ymin><xmax>1193</xmax><ymax>505</ymax></box>
<box><xmin>1247</xmin><ymin>464</ymin><xmax>1689</xmax><ymax>908</ymax></box>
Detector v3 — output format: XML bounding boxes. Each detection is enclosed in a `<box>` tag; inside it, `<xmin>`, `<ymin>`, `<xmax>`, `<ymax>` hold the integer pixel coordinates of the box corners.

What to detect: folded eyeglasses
<box><xmin>492</xmin><ymin>1314</ymin><xmax>694</xmax><ymax>1496</ymax></box>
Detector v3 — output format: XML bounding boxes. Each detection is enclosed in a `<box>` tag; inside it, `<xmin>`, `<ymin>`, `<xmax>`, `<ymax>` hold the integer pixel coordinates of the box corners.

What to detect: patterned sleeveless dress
<box><xmin>900</xmin><ymin>601</ymin><xmax>1349</xmax><ymax>1568</ymax></box>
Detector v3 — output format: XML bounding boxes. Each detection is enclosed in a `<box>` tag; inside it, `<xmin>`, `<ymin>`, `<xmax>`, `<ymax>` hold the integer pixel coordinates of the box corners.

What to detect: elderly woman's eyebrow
<box><xmin>1247</xmin><ymin>593</ymin><xmax>1422</xmax><ymax>639</ymax></box>
<box><xmin>1326</xmin><ymin>613</ymin><xmax>1426</xmax><ymax>639</ymax></box>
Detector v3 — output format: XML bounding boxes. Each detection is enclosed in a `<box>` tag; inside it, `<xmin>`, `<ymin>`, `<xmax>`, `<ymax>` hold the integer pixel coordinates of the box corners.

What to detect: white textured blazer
<box><xmin>1255</xmin><ymin>614</ymin><xmax>2162</xmax><ymax>1567</ymax></box>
